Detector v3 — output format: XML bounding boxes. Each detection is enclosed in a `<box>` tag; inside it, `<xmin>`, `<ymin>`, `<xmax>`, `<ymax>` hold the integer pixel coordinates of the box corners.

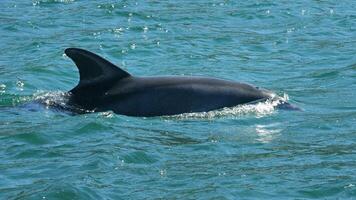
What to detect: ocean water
<box><xmin>1</xmin><ymin>0</ymin><xmax>356</xmax><ymax>199</ymax></box>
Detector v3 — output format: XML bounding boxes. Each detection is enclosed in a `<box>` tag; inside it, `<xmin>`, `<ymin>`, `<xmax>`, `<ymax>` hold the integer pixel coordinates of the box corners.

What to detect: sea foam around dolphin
<box><xmin>22</xmin><ymin>91</ymin><xmax>290</xmax><ymax>119</ymax></box>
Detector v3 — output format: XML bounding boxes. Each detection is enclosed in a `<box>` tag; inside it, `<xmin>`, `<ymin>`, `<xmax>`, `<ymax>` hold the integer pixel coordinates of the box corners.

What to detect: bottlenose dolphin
<box><xmin>62</xmin><ymin>48</ymin><xmax>298</xmax><ymax>117</ymax></box>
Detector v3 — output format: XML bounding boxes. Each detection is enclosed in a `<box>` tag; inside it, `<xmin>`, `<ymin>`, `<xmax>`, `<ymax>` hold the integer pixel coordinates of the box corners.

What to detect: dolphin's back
<box><xmin>102</xmin><ymin>76</ymin><xmax>269</xmax><ymax>116</ymax></box>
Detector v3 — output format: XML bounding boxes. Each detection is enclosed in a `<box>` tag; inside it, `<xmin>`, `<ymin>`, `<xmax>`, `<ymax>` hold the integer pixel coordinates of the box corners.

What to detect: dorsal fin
<box><xmin>65</xmin><ymin>48</ymin><xmax>130</xmax><ymax>92</ymax></box>
<box><xmin>65</xmin><ymin>48</ymin><xmax>130</xmax><ymax>86</ymax></box>
<box><xmin>65</xmin><ymin>48</ymin><xmax>131</xmax><ymax>96</ymax></box>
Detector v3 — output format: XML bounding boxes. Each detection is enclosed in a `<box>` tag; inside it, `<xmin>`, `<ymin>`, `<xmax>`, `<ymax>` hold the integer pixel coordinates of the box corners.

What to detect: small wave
<box><xmin>33</xmin><ymin>91</ymin><xmax>69</xmax><ymax>106</ymax></box>
<box><xmin>0</xmin><ymin>84</ymin><xmax>6</xmax><ymax>94</ymax></box>
<box><xmin>1</xmin><ymin>90</ymin><xmax>69</xmax><ymax>108</ymax></box>
<box><xmin>32</xmin><ymin>0</ymin><xmax>74</xmax><ymax>6</ymax></box>
<box><xmin>167</xmin><ymin>94</ymin><xmax>289</xmax><ymax>120</ymax></box>
<box><xmin>22</xmin><ymin>91</ymin><xmax>290</xmax><ymax>118</ymax></box>
<box><xmin>30</xmin><ymin>91</ymin><xmax>81</xmax><ymax>113</ymax></box>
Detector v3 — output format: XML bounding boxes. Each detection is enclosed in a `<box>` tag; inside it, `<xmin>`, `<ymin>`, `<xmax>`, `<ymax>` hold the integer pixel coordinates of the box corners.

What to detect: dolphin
<box><xmin>61</xmin><ymin>48</ymin><xmax>298</xmax><ymax>117</ymax></box>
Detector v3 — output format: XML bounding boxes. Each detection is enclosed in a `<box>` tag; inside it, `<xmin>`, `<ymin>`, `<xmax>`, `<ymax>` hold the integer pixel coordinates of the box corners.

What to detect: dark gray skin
<box><xmin>65</xmin><ymin>48</ymin><xmax>297</xmax><ymax>117</ymax></box>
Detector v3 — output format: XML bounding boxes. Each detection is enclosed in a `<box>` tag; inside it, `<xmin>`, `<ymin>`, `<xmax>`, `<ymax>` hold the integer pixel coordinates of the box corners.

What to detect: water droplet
<box><xmin>159</xmin><ymin>169</ymin><xmax>167</xmax><ymax>176</ymax></box>
<box><xmin>301</xmin><ymin>9</ymin><xmax>306</xmax><ymax>15</ymax></box>
<box><xmin>16</xmin><ymin>79</ymin><xmax>24</xmax><ymax>91</ymax></box>
<box><xmin>287</xmin><ymin>28</ymin><xmax>294</xmax><ymax>33</ymax></box>
<box><xmin>344</xmin><ymin>183</ymin><xmax>354</xmax><ymax>188</ymax></box>
<box><xmin>100</xmin><ymin>111</ymin><xmax>114</xmax><ymax>118</ymax></box>
<box><xmin>218</xmin><ymin>172</ymin><xmax>226</xmax><ymax>176</ymax></box>
<box><xmin>0</xmin><ymin>84</ymin><xmax>6</xmax><ymax>94</ymax></box>
<box><xmin>130</xmin><ymin>44</ymin><xmax>136</xmax><ymax>50</ymax></box>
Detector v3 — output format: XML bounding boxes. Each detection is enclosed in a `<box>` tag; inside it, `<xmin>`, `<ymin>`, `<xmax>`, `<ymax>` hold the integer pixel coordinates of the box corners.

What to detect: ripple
<box><xmin>121</xmin><ymin>151</ymin><xmax>158</xmax><ymax>164</ymax></box>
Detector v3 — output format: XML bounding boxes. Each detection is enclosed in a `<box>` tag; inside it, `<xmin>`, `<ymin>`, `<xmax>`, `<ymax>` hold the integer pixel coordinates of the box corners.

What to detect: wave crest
<box><xmin>167</xmin><ymin>94</ymin><xmax>289</xmax><ymax>119</ymax></box>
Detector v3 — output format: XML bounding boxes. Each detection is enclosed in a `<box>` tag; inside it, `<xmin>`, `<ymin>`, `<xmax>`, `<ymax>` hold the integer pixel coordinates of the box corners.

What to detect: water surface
<box><xmin>1</xmin><ymin>0</ymin><xmax>356</xmax><ymax>199</ymax></box>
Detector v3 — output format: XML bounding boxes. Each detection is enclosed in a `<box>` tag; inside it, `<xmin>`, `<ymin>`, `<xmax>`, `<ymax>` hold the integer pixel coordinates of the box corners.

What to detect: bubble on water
<box><xmin>159</xmin><ymin>169</ymin><xmax>167</xmax><ymax>177</ymax></box>
<box><xmin>287</xmin><ymin>28</ymin><xmax>295</xmax><ymax>33</ymax></box>
<box><xmin>0</xmin><ymin>84</ymin><xmax>6</xmax><ymax>94</ymax></box>
<box><xmin>16</xmin><ymin>79</ymin><xmax>25</xmax><ymax>91</ymax></box>
<box><xmin>93</xmin><ymin>31</ymin><xmax>101</xmax><ymax>39</ymax></box>
<box><xmin>33</xmin><ymin>91</ymin><xmax>70</xmax><ymax>109</ymax></box>
<box><xmin>344</xmin><ymin>183</ymin><xmax>354</xmax><ymax>188</ymax></box>
<box><xmin>99</xmin><ymin>111</ymin><xmax>114</xmax><ymax>118</ymax></box>
<box><xmin>113</xmin><ymin>27</ymin><xmax>124</xmax><ymax>35</ymax></box>
<box><xmin>130</xmin><ymin>43</ymin><xmax>136</xmax><ymax>50</ymax></box>
<box><xmin>218</xmin><ymin>172</ymin><xmax>226</xmax><ymax>176</ymax></box>
<box><xmin>301</xmin><ymin>9</ymin><xmax>306</xmax><ymax>15</ymax></box>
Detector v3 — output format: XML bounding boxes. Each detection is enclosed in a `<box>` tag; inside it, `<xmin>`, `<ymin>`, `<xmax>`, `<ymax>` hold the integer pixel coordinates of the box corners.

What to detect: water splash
<box><xmin>167</xmin><ymin>94</ymin><xmax>290</xmax><ymax>120</ymax></box>
<box><xmin>29</xmin><ymin>91</ymin><xmax>80</xmax><ymax>113</ymax></box>
<box><xmin>0</xmin><ymin>84</ymin><xmax>6</xmax><ymax>94</ymax></box>
<box><xmin>32</xmin><ymin>0</ymin><xmax>74</xmax><ymax>6</ymax></box>
<box><xmin>16</xmin><ymin>79</ymin><xmax>25</xmax><ymax>91</ymax></box>
<box><xmin>31</xmin><ymin>91</ymin><xmax>98</xmax><ymax>114</ymax></box>
<box><xmin>17</xmin><ymin>90</ymin><xmax>291</xmax><ymax>118</ymax></box>
<box><xmin>99</xmin><ymin>111</ymin><xmax>115</xmax><ymax>118</ymax></box>
<box><xmin>33</xmin><ymin>91</ymin><xmax>69</xmax><ymax>106</ymax></box>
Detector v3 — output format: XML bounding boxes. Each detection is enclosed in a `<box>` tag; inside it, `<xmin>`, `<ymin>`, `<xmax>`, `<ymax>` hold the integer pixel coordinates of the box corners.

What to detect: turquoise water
<box><xmin>1</xmin><ymin>0</ymin><xmax>356</xmax><ymax>199</ymax></box>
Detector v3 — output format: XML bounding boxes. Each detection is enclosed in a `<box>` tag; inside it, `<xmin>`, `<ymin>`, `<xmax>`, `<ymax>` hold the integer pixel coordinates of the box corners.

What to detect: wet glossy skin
<box><xmin>65</xmin><ymin>48</ymin><xmax>275</xmax><ymax>117</ymax></box>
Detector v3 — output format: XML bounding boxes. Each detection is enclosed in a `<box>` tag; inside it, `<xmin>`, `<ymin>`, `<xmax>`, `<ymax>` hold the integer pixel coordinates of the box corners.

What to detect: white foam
<box><xmin>167</xmin><ymin>93</ymin><xmax>289</xmax><ymax>120</ymax></box>
<box><xmin>30</xmin><ymin>91</ymin><xmax>290</xmax><ymax>118</ymax></box>
<box><xmin>31</xmin><ymin>91</ymin><xmax>70</xmax><ymax>110</ymax></box>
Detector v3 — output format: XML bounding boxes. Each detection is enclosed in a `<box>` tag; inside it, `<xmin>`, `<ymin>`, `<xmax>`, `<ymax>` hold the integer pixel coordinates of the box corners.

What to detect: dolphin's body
<box><xmin>63</xmin><ymin>48</ymin><xmax>297</xmax><ymax>117</ymax></box>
